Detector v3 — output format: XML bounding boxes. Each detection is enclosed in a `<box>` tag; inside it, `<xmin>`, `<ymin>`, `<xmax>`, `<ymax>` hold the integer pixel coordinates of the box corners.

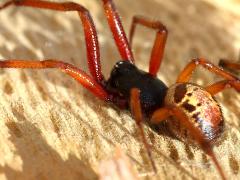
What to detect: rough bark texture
<box><xmin>0</xmin><ymin>0</ymin><xmax>239</xmax><ymax>179</ymax></box>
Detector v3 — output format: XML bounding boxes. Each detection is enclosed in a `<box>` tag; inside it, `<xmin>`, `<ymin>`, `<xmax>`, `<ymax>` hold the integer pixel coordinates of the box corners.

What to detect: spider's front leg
<box><xmin>101</xmin><ymin>0</ymin><xmax>134</xmax><ymax>63</ymax></box>
<box><xmin>0</xmin><ymin>0</ymin><xmax>104</xmax><ymax>83</ymax></box>
<box><xmin>0</xmin><ymin>59</ymin><xmax>110</xmax><ymax>100</ymax></box>
<box><xmin>129</xmin><ymin>15</ymin><xmax>168</xmax><ymax>76</ymax></box>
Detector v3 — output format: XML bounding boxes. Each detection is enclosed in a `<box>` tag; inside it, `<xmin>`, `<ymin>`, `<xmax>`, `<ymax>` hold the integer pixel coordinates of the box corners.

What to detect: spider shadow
<box><xmin>0</xmin><ymin>16</ymin><xmax>195</xmax><ymax>180</ymax></box>
<box><xmin>0</xmin><ymin>2</ymin><xmax>236</xmax><ymax>179</ymax></box>
<box><xmin>45</xmin><ymin>91</ymin><xmax>198</xmax><ymax>180</ymax></box>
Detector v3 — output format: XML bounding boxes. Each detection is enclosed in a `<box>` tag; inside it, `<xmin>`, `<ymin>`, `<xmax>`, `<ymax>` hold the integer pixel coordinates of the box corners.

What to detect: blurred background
<box><xmin>0</xmin><ymin>0</ymin><xmax>239</xmax><ymax>179</ymax></box>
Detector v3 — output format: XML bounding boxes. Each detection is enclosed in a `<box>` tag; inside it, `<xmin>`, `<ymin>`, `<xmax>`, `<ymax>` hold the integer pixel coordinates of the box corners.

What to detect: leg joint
<box><xmin>191</xmin><ymin>58</ymin><xmax>201</xmax><ymax>65</ymax></box>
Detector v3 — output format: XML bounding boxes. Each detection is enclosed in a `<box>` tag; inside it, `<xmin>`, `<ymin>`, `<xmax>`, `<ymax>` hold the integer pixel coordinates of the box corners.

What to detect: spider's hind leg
<box><xmin>219</xmin><ymin>59</ymin><xmax>240</xmax><ymax>76</ymax></box>
<box><xmin>205</xmin><ymin>79</ymin><xmax>240</xmax><ymax>95</ymax></box>
<box><xmin>176</xmin><ymin>58</ymin><xmax>239</xmax><ymax>83</ymax></box>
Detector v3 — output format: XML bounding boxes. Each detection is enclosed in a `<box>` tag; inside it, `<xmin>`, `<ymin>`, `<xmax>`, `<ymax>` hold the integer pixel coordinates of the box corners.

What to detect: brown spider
<box><xmin>0</xmin><ymin>0</ymin><xmax>240</xmax><ymax>179</ymax></box>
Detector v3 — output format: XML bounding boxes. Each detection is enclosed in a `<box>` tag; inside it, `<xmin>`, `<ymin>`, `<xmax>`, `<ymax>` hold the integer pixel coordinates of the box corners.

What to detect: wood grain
<box><xmin>0</xmin><ymin>0</ymin><xmax>239</xmax><ymax>179</ymax></box>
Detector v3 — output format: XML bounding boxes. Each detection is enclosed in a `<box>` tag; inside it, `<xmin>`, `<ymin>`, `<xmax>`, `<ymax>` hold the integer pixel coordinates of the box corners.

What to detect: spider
<box><xmin>219</xmin><ymin>59</ymin><xmax>240</xmax><ymax>76</ymax></box>
<box><xmin>0</xmin><ymin>0</ymin><xmax>239</xmax><ymax>179</ymax></box>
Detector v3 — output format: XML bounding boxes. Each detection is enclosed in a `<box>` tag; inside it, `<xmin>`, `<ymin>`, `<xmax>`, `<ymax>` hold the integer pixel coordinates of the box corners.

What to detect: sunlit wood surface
<box><xmin>0</xmin><ymin>0</ymin><xmax>239</xmax><ymax>179</ymax></box>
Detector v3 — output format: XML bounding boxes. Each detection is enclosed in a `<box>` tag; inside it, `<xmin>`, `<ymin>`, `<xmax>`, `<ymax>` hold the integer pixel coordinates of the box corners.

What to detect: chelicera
<box><xmin>0</xmin><ymin>0</ymin><xmax>239</xmax><ymax>179</ymax></box>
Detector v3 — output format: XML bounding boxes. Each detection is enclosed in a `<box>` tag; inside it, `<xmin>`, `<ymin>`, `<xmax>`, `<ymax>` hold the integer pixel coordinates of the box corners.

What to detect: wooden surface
<box><xmin>0</xmin><ymin>0</ymin><xmax>239</xmax><ymax>179</ymax></box>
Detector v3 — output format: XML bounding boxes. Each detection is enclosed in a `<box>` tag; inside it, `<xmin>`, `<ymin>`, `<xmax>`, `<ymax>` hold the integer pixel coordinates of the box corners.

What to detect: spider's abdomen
<box><xmin>165</xmin><ymin>83</ymin><xmax>224</xmax><ymax>142</ymax></box>
<box><xmin>106</xmin><ymin>61</ymin><xmax>168</xmax><ymax>114</ymax></box>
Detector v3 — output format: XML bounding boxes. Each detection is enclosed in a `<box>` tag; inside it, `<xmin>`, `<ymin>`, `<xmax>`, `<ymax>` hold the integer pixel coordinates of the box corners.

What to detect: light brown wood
<box><xmin>0</xmin><ymin>0</ymin><xmax>239</xmax><ymax>179</ymax></box>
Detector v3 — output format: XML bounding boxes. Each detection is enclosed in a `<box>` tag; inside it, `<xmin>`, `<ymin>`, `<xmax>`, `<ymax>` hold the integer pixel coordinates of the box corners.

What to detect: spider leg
<box><xmin>219</xmin><ymin>59</ymin><xmax>240</xmax><ymax>76</ymax></box>
<box><xmin>130</xmin><ymin>88</ymin><xmax>157</xmax><ymax>173</ymax></box>
<box><xmin>205</xmin><ymin>80</ymin><xmax>240</xmax><ymax>95</ymax></box>
<box><xmin>176</xmin><ymin>58</ymin><xmax>239</xmax><ymax>83</ymax></box>
<box><xmin>150</xmin><ymin>107</ymin><xmax>171</xmax><ymax>124</ymax></box>
<box><xmin>0</xmin><ymin>59</ymin><xmax>109</xmax><ymax>100</ymax></box>
<box><xmin>0</xmin><ymin>0</ymin><xmax>104</xmax><ymax>83</ymax></box>
<box><xmin>129</xmin><ymin>15</ymin><xmax>168</xmax><ymax>76</ymax></box>
<box><xmin>151</xmin><ymin>107</ymin><xmax>226</xmax><ymax>180</ymax></box>
<box><xmin>101</xmin><ymin>0</ymin><xmax>134</xmax><ymax>63</ymax></box>
<box><xmin>219</xmin><ymin>59</ymin><xmax>240</xmax><ymax>70</ymax></box>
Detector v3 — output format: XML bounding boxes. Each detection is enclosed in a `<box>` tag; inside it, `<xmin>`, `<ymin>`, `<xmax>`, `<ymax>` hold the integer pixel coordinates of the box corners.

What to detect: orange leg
<box><xmin>0</xmin><ymin>59</ymin><xmax>109</xmax><ymax>100</ymax></box>
<box><xmin>0</xmin><ymin>0</ymin><xmax>104</xmax><ymax>83</ymax></box>
<box><xmin>101</xmin><ymin>0</ymin><xmax>134</xmax><ymax>63</ymax></box>
<box><xmin>176</xmin><ymin>58</ymin><xmax>239</xmax><ymax>83</ymax></box>
<box><xmin>130</xmin><ymin>88</ymin><xmax>156</xmax><ymax>173</ymax></box>
<box><xmin>150</xmin><ymin>107</ymin><xmax>171</xmax><ymax>124</ymax></box>
<box><xmin>151</xmin><ymin>107</ymin><xmax>226</xmax><ymax>180</ymax></box>
<box><xmin>219</xmin><ymin>50</ymin><xmax>240</xmax><ymax>71</ymax></box>
<box><xmin>219</xmin><ymin>59</ymin><xmax>240</xmax><ymax>76</ymax></box>
<box><xmin>206</xmin><ymin>80</ymin><xmax>240</xmax><ymax>95</ymax></box>
<box><xmin>171</xmin><ymin>107</ymin><xmax>226</xmax><ymax>180</ymax></box>
<box><xmin>129</xmin><ymin>15</ymin><xmax>168</xmax><ymax>76</ymax></box>
<box><xmin>219</xmin><ymin>59</ymin><xmax>240</xmax><ymax>70</ymax></box>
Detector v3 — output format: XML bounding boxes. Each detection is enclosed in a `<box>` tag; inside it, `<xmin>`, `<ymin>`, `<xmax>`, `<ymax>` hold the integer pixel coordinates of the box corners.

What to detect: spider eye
<box><xmin>114</xmin><ymin>60</ymin><xmax>125</xmax><ymax>69</ymax></box>
<box><xmin>108</xmin><ymin>60</ymin><xmax>136</xmax><ymax>90</ymax></box>
<box><xmin>113</xmin><ymin>60</ymin><xmax>135</xmax><ymax>75</ymax></box>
